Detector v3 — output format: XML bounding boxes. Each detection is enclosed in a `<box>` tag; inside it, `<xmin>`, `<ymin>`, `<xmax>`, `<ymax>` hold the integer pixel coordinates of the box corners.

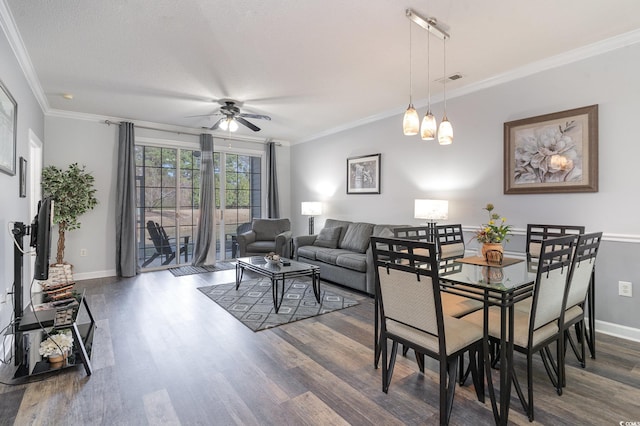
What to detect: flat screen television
<box><xmin>30</xmin><ymin>198</ymin><xmax>54</xmax><ymax>281</ymax></box>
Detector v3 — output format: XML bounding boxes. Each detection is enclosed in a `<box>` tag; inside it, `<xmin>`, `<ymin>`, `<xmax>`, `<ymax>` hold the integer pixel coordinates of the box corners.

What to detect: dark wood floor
<box><xmin>2</xmin><ymin>268</ymin><xmax>640</xmax><ymax>425</ymax></box>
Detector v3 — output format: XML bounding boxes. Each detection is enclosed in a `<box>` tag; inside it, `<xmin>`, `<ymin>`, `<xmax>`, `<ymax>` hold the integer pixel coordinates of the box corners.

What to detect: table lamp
<box><xmin>414</xmin><ymin>199</ymin><xmax>449</xmax><ymax>242</ymax></box>
<box><xmin>301</xmin><ymin>202</ymin><xmax>322</xmax><ymax>235</ymax></box>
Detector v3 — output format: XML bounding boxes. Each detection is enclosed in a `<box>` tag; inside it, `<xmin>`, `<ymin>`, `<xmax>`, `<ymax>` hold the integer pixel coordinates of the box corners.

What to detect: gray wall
<box><xmin>0</xmin><ymin>28</ymin><xmax>45</xmax><ymax>334</ymax></box>
<box><xmin>290</xmin><ymin>43</ymin><xmax>640</xmax><ymax>337</ymax></box>
<box><xmin>43</xmin><ymin>116</ymin><xmax>292</xmax><ymax>279</ymax></box>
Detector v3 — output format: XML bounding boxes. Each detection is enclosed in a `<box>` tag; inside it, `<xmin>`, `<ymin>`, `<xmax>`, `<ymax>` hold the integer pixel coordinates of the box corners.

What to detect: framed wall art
<box><xmin>19</xmin><ymin>157</ymin><xmax>27</xmax><ymax>197</ymax></box>
<box><xmin>504</xmin><ymin>104</ymin><xmax>598</xmax><ymax>194</ymax></box>
<box><xmin>347</xmin><ymin>153</ymin><xmax>381</xmax><ymax>194</ymax></box>
<box><xmin>0</xmin><ymin>80</ymin><xmax>17</xmax><ymax>176</ymax></box>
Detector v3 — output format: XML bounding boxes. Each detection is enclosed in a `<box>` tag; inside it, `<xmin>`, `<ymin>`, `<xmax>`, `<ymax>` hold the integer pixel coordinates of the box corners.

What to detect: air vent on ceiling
<box><xmin>436</xmin><ymin>73</ymin><xmax>463</xmax><ymax>84</ymax></box>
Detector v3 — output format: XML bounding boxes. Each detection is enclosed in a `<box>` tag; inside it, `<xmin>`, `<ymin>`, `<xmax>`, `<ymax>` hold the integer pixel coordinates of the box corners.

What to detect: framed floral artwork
<box><xmin>0</xmin><ymin>80</ymin><xmax>17</xmax><ymax>176</ymax></box>
<box><xmin>347</xmin><ymin>153</ymin><xmax>381</xmax><ymax>194</ymax></box>
<box><xmin>504</xmin><ymin>104</ymin><xmax>598</xmax><ymax>194</ymax></box>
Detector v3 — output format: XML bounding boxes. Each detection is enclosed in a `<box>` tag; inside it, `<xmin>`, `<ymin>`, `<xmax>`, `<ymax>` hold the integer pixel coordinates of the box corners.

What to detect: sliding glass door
<box><xmin>135</xmin><ymin>145</ymin><xmax>200</xmax><ymax>269</ymax></box>
<box><xmin>214</xmin><ymin>152</ymin><xmax>263</xmax><ymax>260</ymax></box>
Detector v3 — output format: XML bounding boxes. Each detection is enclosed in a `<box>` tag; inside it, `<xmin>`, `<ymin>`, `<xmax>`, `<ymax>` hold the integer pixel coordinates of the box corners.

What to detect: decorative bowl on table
<box><xmin>264</xmin><ymin>253</ymin><xmax>280</xmax><ymax>266</ymax></box>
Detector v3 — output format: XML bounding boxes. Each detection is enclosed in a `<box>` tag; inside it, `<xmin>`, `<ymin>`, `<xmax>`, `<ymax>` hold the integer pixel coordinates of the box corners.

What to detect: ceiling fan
<box><xmin>201</xmin><ymin>99</ymin><xmax>271</xmax><ymax>132</ymax></box>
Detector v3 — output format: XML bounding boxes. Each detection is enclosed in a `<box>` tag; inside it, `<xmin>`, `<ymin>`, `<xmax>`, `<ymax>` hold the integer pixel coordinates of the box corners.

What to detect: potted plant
<box><xmin>39</xmin><ymin>330</ymin><xmax>74</xmax><ymax>368</ymax></box>
<box><xmin>41</xmin><ymin>163</ymin><xmax>98</xmax><ymax>265</ymax></box>
<box><xmin>472</xmin><ymin>203</ymin><xmax>512</xmax><ymax>263</ymax></box>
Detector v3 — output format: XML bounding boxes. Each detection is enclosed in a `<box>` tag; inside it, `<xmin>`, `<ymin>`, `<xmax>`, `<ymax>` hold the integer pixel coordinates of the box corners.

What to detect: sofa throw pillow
<box><xmin>339</xmin><ymin>222</ymin><xmax>374</xmax><ymax>253</ymax></box>
<box><xmin>313</xmin><ymin>227</ymin><xmax>341</xmax><ymax>249</ymax></box>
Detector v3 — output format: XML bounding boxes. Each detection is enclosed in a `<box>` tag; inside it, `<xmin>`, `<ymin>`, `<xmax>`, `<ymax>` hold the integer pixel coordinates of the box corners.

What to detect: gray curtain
<box><xmin>192</xmin><ymin>134</ymin><xmax>216</xmax><ymax>266</ymax></box>
<box><xmin>266</xmin><ymin>141</ymin><xmax>280</xmax><ymax>218</ymax></box>
<box><xmin>115</xmin><ymin>122</ymin><xmax>138</xmax><ymax>277</ymax></box>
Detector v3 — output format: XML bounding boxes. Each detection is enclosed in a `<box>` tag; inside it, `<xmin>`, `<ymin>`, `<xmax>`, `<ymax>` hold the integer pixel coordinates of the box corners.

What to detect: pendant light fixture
<box><xmin>420</xmin><ymin>19</ymin><xmax>437</xmax><ymax>140</ymax></box>
<box><xmin>438</xmin><ymin>36</ymin><xmax>453</xmax><ymax>145</ymax></box>
<box><xmin>403</xmin><ymin>18</ymin><xmax>419</xmax><ymax>135</ymax></box>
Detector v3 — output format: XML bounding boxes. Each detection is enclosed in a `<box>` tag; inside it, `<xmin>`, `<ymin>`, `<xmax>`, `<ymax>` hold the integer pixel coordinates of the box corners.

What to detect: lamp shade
<box><xmin>301</xmin><ymin>201</ymin><xmax>322</xmax><ymax>216</ymax></box>
<box><xmin>438</xmin><ymin>117</ymin><xmax>453</xmax><ymax>145</ymax></box>
<box><xmin>420</xmin><ymin>111</ymin><xmax>437</xmax><ymax>140</ymax></box>
<box><xmin>414</xmin><ymin>199</ymin><xmax>448</xmax><ymax>220</ymax></box>
<box><xmin>403</xmin><ymin>105</ymin><xmax>420</xmax><ymax>135</ymax></box>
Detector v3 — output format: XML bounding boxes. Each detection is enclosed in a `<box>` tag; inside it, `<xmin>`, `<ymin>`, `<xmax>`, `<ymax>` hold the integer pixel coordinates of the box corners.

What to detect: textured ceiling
<box><xmin>5</xmin><ymin>0</ymin><xmax>640</xmax><ymax>142</ymax></box>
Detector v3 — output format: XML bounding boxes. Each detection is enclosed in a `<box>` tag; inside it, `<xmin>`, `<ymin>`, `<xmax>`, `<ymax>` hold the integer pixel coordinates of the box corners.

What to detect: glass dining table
<box><xmin>439</xmin><ymin>256</ymin><xmax>536</xmax><ymax>426</ymax></box>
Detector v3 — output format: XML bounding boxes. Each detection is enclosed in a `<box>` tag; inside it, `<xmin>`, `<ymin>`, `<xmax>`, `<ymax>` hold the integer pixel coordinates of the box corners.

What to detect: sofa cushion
<box><xmin>246</xmin><ymin>241</ymin><xmax>277</xmax><ymax>254</ymax></box>
<box><xmin>339</xmin><ymin>222</ymin><xmax>374</xmax><ymax>253</ymax></box>
<box><xmin>297</xmin><ymin>245</ymin><xmax>327</xmax><ymax>261</ymax></box>
<box><xmin>323</xmin><ymin>219</ymin><xmax>353</xmax><ymax>246</ymax></box>
<box><xmin>313</xmin><ymin>226</ymin><xmax>341</xmax><ymax>249</ymax></box>
<box><xmin>316</xmin><ymin>249</ymin><xmax>354</xmax><ymax>265</ymax></box>
<box><xmin>252</xmin><ymin>218</ymin><xmax>290</xmax><ymax>241</ymax></box>
<box><xmin>335</xmin><ymin>252</ymin><xmax>368</xmax><ymax>273</ymax></box>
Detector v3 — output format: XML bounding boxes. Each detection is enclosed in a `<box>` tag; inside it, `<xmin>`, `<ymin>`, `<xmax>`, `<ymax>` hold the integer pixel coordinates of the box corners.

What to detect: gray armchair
<box><xmin>236</xmin><ymin>218</ymin><xmax>292</xmax><ymax>258</ymax></box>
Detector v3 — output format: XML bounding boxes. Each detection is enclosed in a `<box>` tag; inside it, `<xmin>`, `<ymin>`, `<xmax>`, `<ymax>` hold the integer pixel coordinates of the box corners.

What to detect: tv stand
<box><xmin>10</xmin><ymin>290</ymin><xmax>95</xmax><ymax>377</ymax></box>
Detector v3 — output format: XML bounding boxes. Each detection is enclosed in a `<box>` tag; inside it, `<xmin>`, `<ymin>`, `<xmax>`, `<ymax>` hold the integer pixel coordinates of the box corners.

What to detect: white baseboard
<box><xmin>594</xmin><ymin>319</ymin><xmax>640</xmax><ymax>342</ymax></box>
<box><xmin>73</xmin><ymin>269</ymin><xmax>117</xmax><ymax>281</ymax></box>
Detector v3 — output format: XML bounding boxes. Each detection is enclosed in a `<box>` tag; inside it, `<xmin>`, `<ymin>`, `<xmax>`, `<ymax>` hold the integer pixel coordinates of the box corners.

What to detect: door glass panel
<box><xmin>136</xmin><ymin>145</ymin><xmax>200</xmax><ymax>269</ymax></box>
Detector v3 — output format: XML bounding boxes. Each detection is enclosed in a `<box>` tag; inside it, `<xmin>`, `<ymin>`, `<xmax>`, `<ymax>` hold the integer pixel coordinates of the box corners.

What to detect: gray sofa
<box><xmin>293</xmin><ymin>219</ymin><xmax>402</xmax><ymax>295</ymax></box>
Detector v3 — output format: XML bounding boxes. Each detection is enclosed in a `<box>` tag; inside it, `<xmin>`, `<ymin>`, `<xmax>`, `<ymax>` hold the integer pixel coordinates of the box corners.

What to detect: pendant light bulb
<box><xmin>219</xmin><ymin>118</ymin><xmax>229</xmax><ymax>131</ymax></box>
<box><xmin>421</xmin><ymin>111</ymin><xmax>437</xmax><ymax>140</ymax></box>
<box><xmin>438</xmin><ymin>116</ymin><xmax>453</xmax><ymax>145</ymax></box>
<box><xmin>403</xmin><ymin>105</ymin><xmax>420</xmax><ymax>135</ymax></box>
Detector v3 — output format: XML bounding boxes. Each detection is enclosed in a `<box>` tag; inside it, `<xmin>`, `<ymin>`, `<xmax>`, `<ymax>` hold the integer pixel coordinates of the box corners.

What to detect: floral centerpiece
<box><xmin>473</xmin><ymin>203</ymin><xmax>512</xmax><ymax>264</ymax></box>
<box><xmin>39</xmin><ymin>330</ymin><xmax>74</xmax><ymax>358</ymax></box>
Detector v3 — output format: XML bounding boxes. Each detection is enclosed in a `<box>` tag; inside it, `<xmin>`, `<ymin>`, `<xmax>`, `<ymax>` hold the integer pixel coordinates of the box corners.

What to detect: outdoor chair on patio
<box><xmin>141</xmin><ymin>221</ymin><xmax>188</xmax><ymax>267</ymax></box>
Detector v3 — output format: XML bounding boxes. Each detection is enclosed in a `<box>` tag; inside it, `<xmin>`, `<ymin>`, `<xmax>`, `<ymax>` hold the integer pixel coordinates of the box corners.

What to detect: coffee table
<box><xmin>235</xmin><ymin>257</ymin><xmax>321</xmax><ymax>313</ymax></box>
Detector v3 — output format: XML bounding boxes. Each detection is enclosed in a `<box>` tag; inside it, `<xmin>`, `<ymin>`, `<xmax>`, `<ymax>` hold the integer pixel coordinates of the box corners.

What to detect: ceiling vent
<box><xmin>436</xmin><ymin>73</ymin><xmax>463</xmax><ymax>84</ymax></box>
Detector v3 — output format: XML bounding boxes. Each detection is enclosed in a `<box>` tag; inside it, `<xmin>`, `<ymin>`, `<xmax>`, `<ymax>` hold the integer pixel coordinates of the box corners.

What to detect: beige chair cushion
<box><xmin>386</xmin><ymin>316</ymin><xmax>483</xmax><ymax>356</ymax></box>
<box><xmin>462</xmin><ymin>306</ymin><xmax>559</xmax><ymax>349</ymax></box>
<box><xmin>442</xmin><ymin>293</ymin><xmax>483</xmax><ymax>318</ymax></box>
<box><xmin>515</xmin><ymin>297</ymin><xmax>532</xmax><ymax>313</ymax></box>
<box><xmin>440</xmin><ymin>242</ymin><xmax>465</xmax><ymax>259</ymax></box>
<box><xmin>564</xmin><ymin>305</ymin><xmax>583</xmax><ymax>324</ymax></box>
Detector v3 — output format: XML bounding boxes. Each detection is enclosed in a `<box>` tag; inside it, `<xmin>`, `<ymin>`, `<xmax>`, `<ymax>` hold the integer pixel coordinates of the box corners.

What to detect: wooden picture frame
<box><xmin>19</xmin><ymin>156</ymin><xmax>27</xmax><ymax>197</ymax></box>
<box><xmin>347</xmin><ymin>153</ymin><xmax>381</xmax><ymax>194</ymax></box>
<box><xmin>504</xmin><ymin>104</ymin><xmax>598</xmax><ymax>194</ymax></box>
<box><xmin>0</xmin><ymin>80</ymin><xmax>17</xmax><ymax>176</ymax></box>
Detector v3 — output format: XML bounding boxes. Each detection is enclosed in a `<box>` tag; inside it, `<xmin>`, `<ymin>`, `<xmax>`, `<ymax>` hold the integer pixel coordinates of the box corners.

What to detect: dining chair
<box><xmin>462</xmin><ymin>234</ymin><xmax>577</xmax><ymax>422</ymax></box>
<box><xmin>372</xmin><ymin>236</ymin><xmax>484</xmax><ymax>426</ymax></box>
<box><xmin>524</xmin><ymin>224</ymin><xmax>598</xmax><ymax>360</ymax></box>
<box><xmin>561</xmin><ymin>232</ymin><xmax>602</xmax><ymax>384</ymax></box>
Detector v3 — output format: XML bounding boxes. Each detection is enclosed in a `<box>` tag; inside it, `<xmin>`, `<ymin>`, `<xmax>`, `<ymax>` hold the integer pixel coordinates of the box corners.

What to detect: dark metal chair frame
<box><xmin>525</xmin><ymin>224</ymin><xmax>596</xmax><ymax>359</ymax></box>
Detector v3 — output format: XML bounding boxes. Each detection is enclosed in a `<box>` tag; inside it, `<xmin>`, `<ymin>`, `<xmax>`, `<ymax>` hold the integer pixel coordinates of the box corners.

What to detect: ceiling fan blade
<box><xmin>236</xmin><ymin>117</ymin><xmax>261</xmax><ymax>132</ymax></box>
<box><xmin>210</xmin><ymin>118</ymin><xmax>224</xmax><ymax>130</ymax></box>
<box><xmin>239</xmin><ymin>113</ymin><xmax>271</xmax><ymax>121</ymax></box>
<box><xmin>186</xmin><ymin>113</ymin><xmax>222</xmax><ymax>118</ymax></box>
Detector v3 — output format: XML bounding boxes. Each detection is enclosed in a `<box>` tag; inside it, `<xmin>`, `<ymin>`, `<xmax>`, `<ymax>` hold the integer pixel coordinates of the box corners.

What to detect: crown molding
<box><xmin>0</xmin><ymin>0</ymin><xmax>49</xmax><ymax>112</ymax></box>
<box><xmin>299</xmin><ymin>28</ymin><xmax>640</xmax><ymax>145</ymax></box>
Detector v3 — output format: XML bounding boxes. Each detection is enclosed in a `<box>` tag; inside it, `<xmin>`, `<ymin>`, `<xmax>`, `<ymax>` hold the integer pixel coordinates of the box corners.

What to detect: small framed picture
<box><xmin>504</xmin><ymin>104</ymin><xmax>598</xmax><ymax>194</ymax></box>
<box><xmin>347</xmin><ymin>153</ymin><xmax>381</xmax><ymax>194</ymax></box>
<box><xmin>0</xmin><ymin>80</ymin><xmax>17</xmax><ymax>176</ymax></box>
<box><xmin>19</xmin><ymin>156</ymin><xmax>27</xmax><ymax>197</ymax></box>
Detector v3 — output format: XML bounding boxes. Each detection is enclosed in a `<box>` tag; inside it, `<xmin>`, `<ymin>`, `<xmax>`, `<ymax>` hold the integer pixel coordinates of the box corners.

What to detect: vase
<box><xmin>48</xmin><ymin>353</ymin><xmax>66</xmax><ymax>369</ymax></box>
<box><xmin>481</xmin><ymin>243</ymin><xmax>504</xmax><ymax>265</ymax></box>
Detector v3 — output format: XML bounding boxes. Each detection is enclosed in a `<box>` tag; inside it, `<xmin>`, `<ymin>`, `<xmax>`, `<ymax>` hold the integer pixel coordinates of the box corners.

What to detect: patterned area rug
<box><xmin>169</xmin><ymin>261</ymin><xmax>236</xmax><ymax>277</ymax></box>
<box><xmin>198</xmin><ymin>277</ymin><xmax>359</xmax><ymax>331</ymax></box>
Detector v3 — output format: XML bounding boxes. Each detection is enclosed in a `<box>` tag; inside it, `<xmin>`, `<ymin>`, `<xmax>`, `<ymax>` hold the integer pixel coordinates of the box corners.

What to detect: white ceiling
<box><xmin>5</xmin><ymin>0</ymin><xmax>640</xmax><ymax>143</ymax></box>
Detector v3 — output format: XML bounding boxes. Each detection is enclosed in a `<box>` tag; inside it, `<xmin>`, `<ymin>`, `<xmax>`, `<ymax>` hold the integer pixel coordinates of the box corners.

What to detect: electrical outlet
<box><xmin>619</xmin><ymin>281</ymin><xmax>633</xmax><ymax>297</ymax></box>
<box><xmin>80</xmin><ymin>248</ymin><xmax>87</xmax><ymax>257</ymax></box>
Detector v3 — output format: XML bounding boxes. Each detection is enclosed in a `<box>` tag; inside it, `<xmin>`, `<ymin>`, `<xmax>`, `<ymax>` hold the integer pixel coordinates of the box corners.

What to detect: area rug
<box><xmin>169</xmin><ymin>261</ymin><xmax>236</xmax><ymax>277</ymax></box>
<box><xmin>197</xmin><ymin>277</ymin><xmax>359</xmax><ymax>331</ymax></box>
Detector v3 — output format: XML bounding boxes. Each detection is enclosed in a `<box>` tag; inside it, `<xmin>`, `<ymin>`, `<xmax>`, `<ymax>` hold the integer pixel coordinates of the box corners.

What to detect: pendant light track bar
<box><xmin>405</xmin><ymin>9</ymin><xmax>449</xmax><ymax>40</ymax></box>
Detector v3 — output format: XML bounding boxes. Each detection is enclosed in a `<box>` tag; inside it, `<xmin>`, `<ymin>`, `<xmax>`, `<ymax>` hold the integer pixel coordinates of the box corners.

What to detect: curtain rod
<box><xmin>103</xmin><ymin>120</ymin><xmax>282</xmax><ymax>146</ymax></box>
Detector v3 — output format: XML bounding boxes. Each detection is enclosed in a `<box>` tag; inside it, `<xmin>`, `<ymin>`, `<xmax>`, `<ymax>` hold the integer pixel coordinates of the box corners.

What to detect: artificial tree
<box><xmin>41</xmin><ymin>163</ymin><xmax>98</xmax><ymax>264</ymax></box>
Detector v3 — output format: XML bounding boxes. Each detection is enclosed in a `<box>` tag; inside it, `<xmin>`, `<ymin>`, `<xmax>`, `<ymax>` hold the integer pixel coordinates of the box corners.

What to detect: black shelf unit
<box><xmin>9</xmin><ymin>290</ymin><xmax>95</xmax><ymax>378</ymax></box>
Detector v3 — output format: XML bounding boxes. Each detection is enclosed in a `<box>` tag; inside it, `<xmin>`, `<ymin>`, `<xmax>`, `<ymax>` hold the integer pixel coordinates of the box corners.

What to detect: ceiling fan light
<box><xmin>420</xmin><ymin>111</ymin><xmax>437</xmax><ymax>140</ymax></box>
<box><xmin>228</xmin><ymin>118</ymin><xmax>239</xmax><ymax>132</ymax></box>
<box><xmin>438</xmin><ymin>117</ymin><xmax>453</xmax><ymax>145</ymax></box>
<box><xmin>219</xmin><ymin>119</ymin><xmax>229</xmax><ymax>131</ymax></box>
<box><xmin>403</xmin><ymin>104</ymin><xmax>420</xmax><ymax>135</ymax></box>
